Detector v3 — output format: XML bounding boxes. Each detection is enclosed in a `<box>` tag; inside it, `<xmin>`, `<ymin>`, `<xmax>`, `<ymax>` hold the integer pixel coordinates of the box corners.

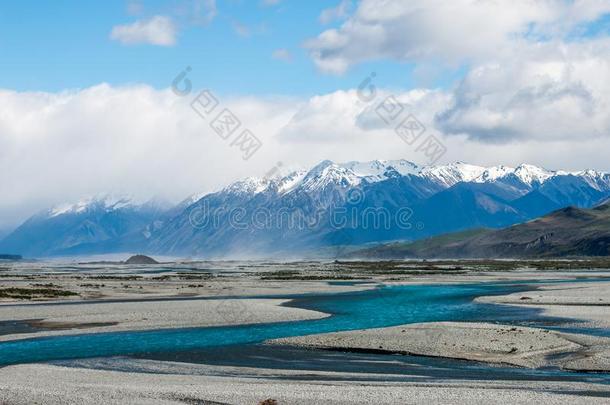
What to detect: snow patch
<box><xmin>48</xmin><ymin>195</ymin><xmax>135</xmax><ymax>218</ymax></box>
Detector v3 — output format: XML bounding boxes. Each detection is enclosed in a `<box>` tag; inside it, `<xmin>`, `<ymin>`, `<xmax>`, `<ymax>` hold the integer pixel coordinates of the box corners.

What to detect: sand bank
<box><xmin>270</xmin><ymin>322</ymin><xmax>610</xmax><ymax>371</ymax></box>
<box><xmin>0</xmin><ymin>362</ymin><xmax>608</xmax><ymax>404</ymax></box>
<box><xmin>0</xmin><ymin>297</ymin><xmax>328</xmax><ymax>342</ymax></box>
<box><xmin>476</xmin><ymin>280</ymin><xmax>610</xmax><ymax>328</ymax></box>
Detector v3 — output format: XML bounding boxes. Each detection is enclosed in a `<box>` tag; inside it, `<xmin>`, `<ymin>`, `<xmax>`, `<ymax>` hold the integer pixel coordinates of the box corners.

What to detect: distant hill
<box><xmin>352</xmin><ymin>202</ymin><xmax>610</xmax><ymax>259</ymax></box>
<box><xmin>124</xmin><ymin>255</ymin><xmax>159</xmax><ymax>265</ymax></box>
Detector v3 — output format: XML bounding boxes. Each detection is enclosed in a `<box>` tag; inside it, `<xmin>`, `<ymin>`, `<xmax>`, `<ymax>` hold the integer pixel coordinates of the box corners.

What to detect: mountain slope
<box><xmin>409</xmin><ymin>182</ymin><xmax>526</xmax><ymax>238</ymax></box>
<box><xmin>352</xmin><ymin>202</ymin><xmax>610</xmax><ymax>259</ymax></box>
<box><xmin>0</xmin><ymin>196</ymin><xmax>169</xmax><ymax>257</ymax></box>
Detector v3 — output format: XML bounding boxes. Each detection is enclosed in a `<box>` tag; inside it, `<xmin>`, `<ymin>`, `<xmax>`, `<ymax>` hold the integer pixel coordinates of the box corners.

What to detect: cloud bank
<box><xmin>2</xmin><ymin>76</ymin><xmax>610</xmax><ymax>229</ymax></box>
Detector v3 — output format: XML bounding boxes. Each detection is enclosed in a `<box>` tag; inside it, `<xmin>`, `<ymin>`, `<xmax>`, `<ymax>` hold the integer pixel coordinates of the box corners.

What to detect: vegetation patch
<box><xmin>0</xmin><ymin>287</ymin><xmax>78</xmax><ymax>300</ymax></box>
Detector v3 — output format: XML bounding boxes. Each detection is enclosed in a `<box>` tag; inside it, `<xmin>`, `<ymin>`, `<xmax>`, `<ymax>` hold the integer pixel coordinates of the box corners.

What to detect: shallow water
<box><xmin>133</xmin><ymin>344</ymin><xmax>610</xmax><ymax>386</ymax></box>
<box><xmin>0</xmin><ymin>281</ymin><xmax>562</xmax><ymax>366</ymax></box>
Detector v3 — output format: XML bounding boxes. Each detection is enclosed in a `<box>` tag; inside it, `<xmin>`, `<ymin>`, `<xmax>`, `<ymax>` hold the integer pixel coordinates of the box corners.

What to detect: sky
<box><xmin>1</xmin><ymin>0</ymin><xmax>610</xmax><ymax>230</ymax></box>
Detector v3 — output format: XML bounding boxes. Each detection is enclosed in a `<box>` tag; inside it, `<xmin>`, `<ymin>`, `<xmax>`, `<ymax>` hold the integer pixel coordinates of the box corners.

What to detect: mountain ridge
<box><xmin>2</xmin><ymin>160</ymin><xmax>609</xmax><ymax>258</ymax></box>
<box><xmin>351</xmin><ymin>202</ymin><xmax>610</xmax><ymax>259</ymax></box>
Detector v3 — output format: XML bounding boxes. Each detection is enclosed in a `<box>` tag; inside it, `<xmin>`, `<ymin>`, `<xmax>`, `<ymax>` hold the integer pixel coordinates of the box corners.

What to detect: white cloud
<box><xmin>110</xmin><ymin>15</ymin><xmax>177</xmax><ymax>46</ymax></box>
<box><xmin>272</xmin><ymin>48</ymin><xmax>292</xmax><ymax>62</ymax></box>
<box><xmin>319</xmin><ymin>0</ymin><xmax>352</xmax><ymax>25</ymax></box>
<box><xmin>0</xmin><ymin>84</ymin><xmax>296</xmax><ymax>229</ymax></box>
<box><xmin>277</xmin><ymin>88</ymin><xmax>448</xmax><ymax>142</ymax></box>
<box><xmin>436</xmin><ymin>40</ymin><xmax>610</xmax><ymax>143</ymax></box>
<box><xmin>298</xmin><ymin>0</ymin><xmax>610</xmax><ymax>152</ymax></box>
<box><xmin>306</xmin><ymin>0</ymin><xmax>610</xmax><ymax>74</ymax></box>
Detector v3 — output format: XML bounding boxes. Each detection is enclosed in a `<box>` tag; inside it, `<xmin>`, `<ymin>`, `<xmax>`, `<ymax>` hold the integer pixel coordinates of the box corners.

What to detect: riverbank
<box><xmin>0</xmin><ymin>261</ymin><xmax>609</xmax><ymax>404</ymax></box>
<box><xmin>270</xmin><ymin>322</ymin><xmax>610</xmax><ymax>371</ymax></box>
<box><xmin>0</xmin><ymin>298</ymin><xmax>329</xmax><ymax>342</ymax></box>
<box><xmin>0</xmin><ymin>361</ymin><xmax>609</xmax><ymax>404</ymax></box>
<box><xmin>476</xmin><ymin>280</ymin><xmax>610</xmax><ymax>329</ymax></box>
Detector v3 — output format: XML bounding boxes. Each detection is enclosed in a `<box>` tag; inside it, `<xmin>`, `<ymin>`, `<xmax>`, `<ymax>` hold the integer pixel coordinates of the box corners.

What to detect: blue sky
<box><xmin>3</xmin><ymin>1</ymin><xmax>606</xmax><ymax>95</ymax></box>
<box><xmin>0</xmin><ymin>0</ymin><xmax>453</xmax><ymax>96</ymax></box>
<box><xmin>1</xmin><ymin>1</ymin><xmax>608</xmax><ymax>94</ymax></box>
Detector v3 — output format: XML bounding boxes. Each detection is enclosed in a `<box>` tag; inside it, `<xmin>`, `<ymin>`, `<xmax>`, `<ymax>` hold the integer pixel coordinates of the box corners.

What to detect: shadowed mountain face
<box><xmin>0</xmin><ymin>196</ymin><xmax>170</xmax><ymax>257</ymax></box>
<box><xmin>144</xmin><ymin>161</ymin><xmax>610</xmax><ymax>258</ymax></box>
<box><xmin>2</xmin><ymin>160</ymin><xmax>610</xmax><ymax>258</ymax></box>
<box><xmin>353</xmin><ymin>203</ymin><xmax>610</xmax><ymax>259</ymax></box>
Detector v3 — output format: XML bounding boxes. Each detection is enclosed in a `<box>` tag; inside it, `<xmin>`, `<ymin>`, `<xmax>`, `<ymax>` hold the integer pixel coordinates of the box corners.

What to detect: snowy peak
<box><xmin>473</xmin><ymin>165</ymin><xmax>516</xmax><ymax>183</ymax></box>
<box><xmin>340</xmin><ymin>159</ymin><xmax>420</xmax><ymax>180</ymax></box>
<box><xmin>276</xmin><ymin>170</ymin><xmax>308</xmax><ymax>194</ymax></box>
<box><xmin>387</xmin><ymin>159</ymin><xmax>422</xmax><ymax>176</ymax></box>
<box><xmin>340</xmin><ymin>160</ymin><xmax>487</xmax><ymax>187</ymax></box>
<box><xmin>471</xmin><ymin>164</ymin><xmax>557</xmax><ymax>186</ymax></box>
<box><xmin>47</xmin><ymin>194</ymin><xmax>136</xmax><ymax>218</ymax></box>
<box><xmin>513</xmin><ymin>164</ymin><xmax>554</xmax><ymax>185</ymax></box>
<box><xmin>421</xmin><ymin>162</ymin><xmax>486</xmax><ymax>187</ymax></box>
<box><xmin>299</xmin><ymin>160</ymin><xmax>361</xmax><ymax>192</ymax></box>
<box><xmin>211</xmin><ymin>160</ymin><xmax>610</xmax><ymax>202</ymax></box>
<box><xmin>573</xmin><ymin>169</ymin><xmax>610</xmax><ymax>191</ymax></box>
<box><xmin>223</xmin><ymin>177</ymin><xmax>270</xmax><ymax>196</ymax></box>
<box><xmin>340</xmin><ymin>160</ymin><xmax>387</xmax><ymax>177</ymax></box>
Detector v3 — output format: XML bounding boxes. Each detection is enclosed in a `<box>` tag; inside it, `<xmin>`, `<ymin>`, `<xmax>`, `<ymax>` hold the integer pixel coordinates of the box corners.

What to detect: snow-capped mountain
<box><xmin>0</xmin><ymin>195</ymin><xmax>170</xmax><ymax>257</ymax></box>
<box><xmin>2</xmin><ymin>160</ymin><xmax>609</xmax><ymax>258</ymax></box>
<box><xmin>421</xmin><ymin>162</ymin><xmax>486</xmax><ymax>186</ymax></box>
<box><xmin>46</xmin><ymin>195</ymin><xmax>137</xmax><ymax>218</ymax></box>
<box><xmin>341</xmin><ymin>159</ymin><xmax>420</xmax><ymax>181</ymax></box>
<box><xmin>207</xmin><ymin>160</ymin><xmax>608</xmax><ymax>199</ymax></box>
<box><xmin>513</xmin><ymin>164</ymin><xmax>554</xmax><ymax>186</ymax></box>
<box><xmin>144</xmin><ymin>160</ymin><xmax>610</xmax><ymax>258</ymax></box>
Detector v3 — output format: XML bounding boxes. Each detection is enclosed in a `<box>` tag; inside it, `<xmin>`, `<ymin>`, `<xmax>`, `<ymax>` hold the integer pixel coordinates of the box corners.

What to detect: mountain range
<box><xmin>351</xmin><ymin>201</ymin><xmax>610</xmax><ymax>259</ymax></box>
<box><xmin>1</xmin><ymin>160</ymin><xmax>609</xmax><ymax>258</ymax></box>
